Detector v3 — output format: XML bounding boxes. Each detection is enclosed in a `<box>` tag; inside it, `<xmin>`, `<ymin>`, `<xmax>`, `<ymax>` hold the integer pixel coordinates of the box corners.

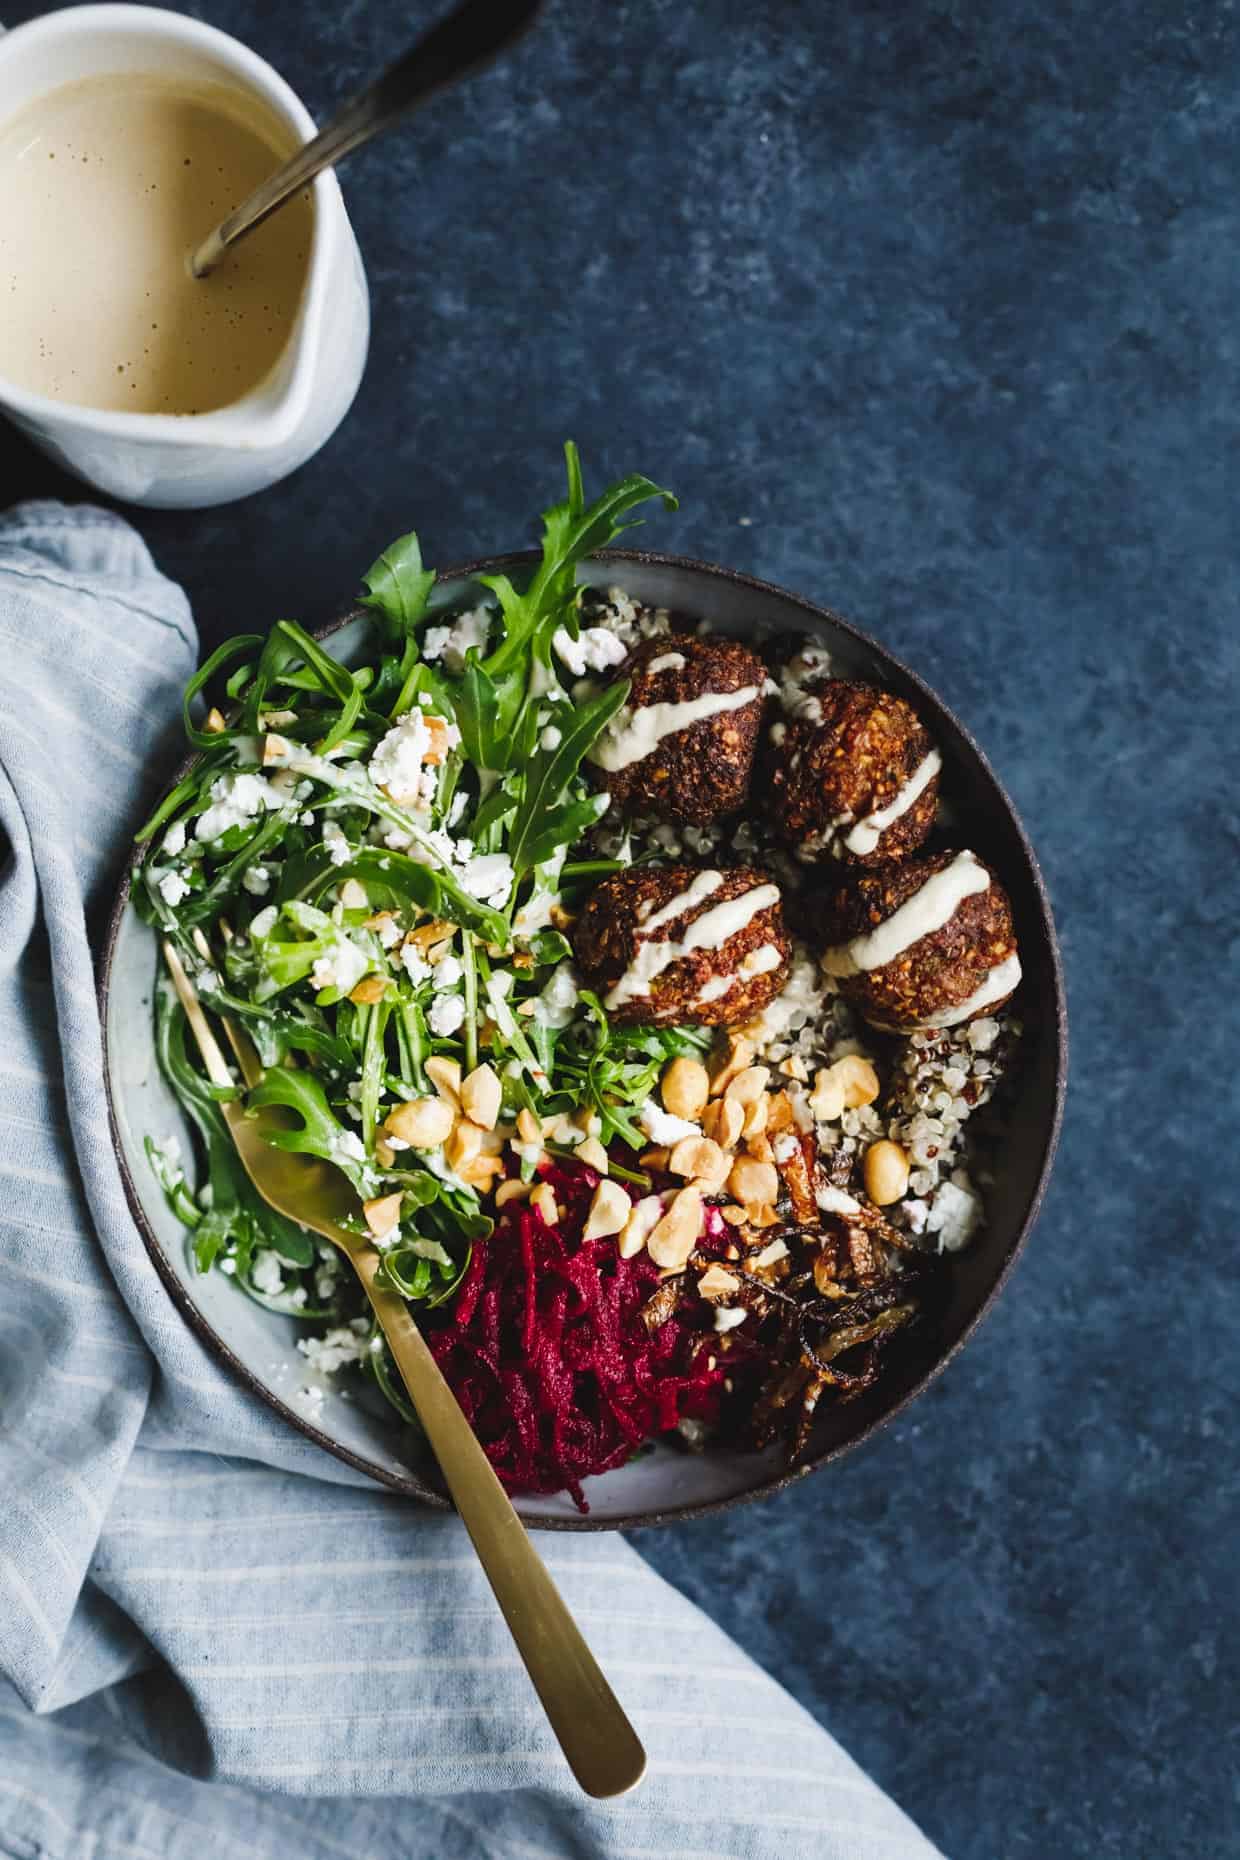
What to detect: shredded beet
<box><xmin>424</xmin><ymin>1162</ymin><xmax>726</xmax><ymax>1511</ymax></box>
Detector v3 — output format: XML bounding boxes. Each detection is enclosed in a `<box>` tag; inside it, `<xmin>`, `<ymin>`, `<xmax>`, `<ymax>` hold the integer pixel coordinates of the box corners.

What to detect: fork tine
<box><xmin>188</xmin><ymin>924</ymin><xmax>265</xmax><ymax>1090</ymax></box>
<box><xmin>220</xmin><ymin>1016</ymin><xmax>265</xmax><ymax>1090</ymax></box>
<box><xmin>161</xmin><ymin>940</ymin><xmax>235</xmax><ymax>1092</ymax></box>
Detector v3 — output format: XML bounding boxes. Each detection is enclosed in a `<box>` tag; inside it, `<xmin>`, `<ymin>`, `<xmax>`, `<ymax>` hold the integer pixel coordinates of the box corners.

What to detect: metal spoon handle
<box><xmin>173</xmin><ymin>943</ymin><xmax>646</xmax><ymax>1800</ymax></box>
<box><xmin>192</xmin><ymin>0</ymin><xmax>542</xmax><ymax>276</ymax></box>
<box><xmin>351</xmin><ymin>1252</ymin><xmax>648</xmax><ymax>1801</ymax></box>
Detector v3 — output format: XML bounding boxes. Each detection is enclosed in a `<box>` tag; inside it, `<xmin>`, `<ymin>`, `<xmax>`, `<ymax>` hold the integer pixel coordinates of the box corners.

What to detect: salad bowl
<box><xmin>101</xmin><ymin>548</ymin><xmax>1066</xmax><ymax>1530</ymax></box>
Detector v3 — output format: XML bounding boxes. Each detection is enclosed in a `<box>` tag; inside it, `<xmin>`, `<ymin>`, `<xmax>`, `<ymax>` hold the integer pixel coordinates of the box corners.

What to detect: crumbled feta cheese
<box><xmin>638</xmin><ymin>1100</ymin><xmax>701</xmax><ymax>1145</ymax></box>
<box><xmin>242</xmin><ymin>864</ymin><xmax>271</xmax><ymax>896</ymax></box>
<box><xmin>297</xmin><ymin>1325</ymin><xmax>368</xmax><ymax>1374</ymax></box>
<box><xmin>927</xmin><ymin>1179</ymin><xmax>982</xmax><ymax>1252</ymax></box>
<box><xmin>310</xmin><ymin>936</ymin><xmax>369</xmax><ymax>995</ymax></box>
<box><xmin>404</xmin><ymin>824</ymin><xmax>460</xmax><ymax>868</ymax></box>
<box><xmin>421</xmin><ymin>605</ymin><xmax>492</xmax><ymax>674</ymax></box>
<box><xmin>513</xmin><ymin>891</ymin><xmax>556</xmax><ymax>935</ymax></box>
<box><xmin>587</xmin><ymin>586</ymin><xmax>673</xmax><ymax>646</ymax></box>
<box><xmin>162</xmin><ymin>820</ymin><xmax>187</xmax><ymax>857</ymax></box>
<box><xmin>532</xmin><ymin>961</ymin><xmax>580</xmax><ymax>1029</ymax></box>
<box><xmin>428</xmin><ymin>993</ymin><xmax>467</xmax><ymax>1037</ymax></box>
<box><xmin>540</xmin><ymin>723</ymin><xmax>563</xmax><ymax>751</ymax></box>
<box><xmin>157</xmin><ymin>869</ymin><xmax>191</xmax><ymax>906</ymax></box>
<box><xmin>321</xmin><ymin>819</ymin><xmax>352</xmax><ymax>866</ymax></box>
<box><xmin>903</xmin><ymin>1198</ymin><xmax>930</xmax><ymax>1235</ymax></box>
<box><xmin>194</xmin><ymin>771</ymin><xmax>282</xmax><ymax>843</ymax></box>
<box><xmin>374</xmin><ymin>915</ymin><xmax>402</xmax><ymax>949</ymax></box>
<box><xmin>250</xmin><ymin>905</ymin><xmax>277</xmax><ymax>938</ymax></box>
<box><xmin>771</xmin><ymin>1132</ymin><xmax>799</xmax><ymax>1163</ymax></box>
<box><xmin>714</xmin><ymin>1306</ymin><xmax>749</xmax><ymax>1333</ymax></box>
<box><xmin>251</xmin><ymin>1249</ymin><xmax>285</xmax><ymax>1296</ymax></box>
<box><xmin>400</xmin><ymin>943</ymin><xmax>431</xmax><ymax>985</ymax></box>
<box><xmin>552</xmin><ymin>624</ymin><xmax>629</xmax><ymax>677</ymax></box>
<box><xmin>459</xmin><ymin>851</ymin><xmax>514</xmax><ymax>907</ymax></box>
<box><xmin>432</xmin><ymin>954</ymin><xmax>463</xmax><ymax>991</ymax></box>
<box><xmin>333</xmin><ymin>1129</ymin><xmax>367</xmax><ymax>1164</ymax></box>
<box><xmin>368</xmin><ymin>709</ymin><xmax>445</xmax><ymax>805</ymax></box>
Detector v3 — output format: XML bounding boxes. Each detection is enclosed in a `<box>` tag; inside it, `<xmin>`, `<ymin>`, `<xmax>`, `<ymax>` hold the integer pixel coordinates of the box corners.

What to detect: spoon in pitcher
<box><xmin>191</xmin><ymin>0</ymin><xmax>543</xmax><ymax>278</ymax></box>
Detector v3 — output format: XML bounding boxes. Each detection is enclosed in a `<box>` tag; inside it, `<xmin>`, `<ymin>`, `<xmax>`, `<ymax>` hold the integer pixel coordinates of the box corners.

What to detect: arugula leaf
<box><xmin>481</xmin><ymin>443</ymin><xmax>676</xmax><ymax>679</ymax></box>
<box><xmin>243</xmin><ymin>619</ymin><xmax>364</xmax><ymax>756</ymax></box>
<box><xmin>515</xmin><ymin>794</ymin><xmax>611</xmax><ymax>876</ymax></box>
<box><xmin>506</xmin><ymin>677</ymin><xmax>629</xmax><ymax>878</ymax></box>
<box><xmin>452</xmin><ymin>656</ymin><xmax>501</xmax><ymax>768</ymax></box>
<box><xmin>244</xmin><ymin>1064</ymin><xmax>376</xmax><ymax>1196</ymax></box>
<box><xmin>178</xmin><ymin>636</ymin><xmax>263</xmax><ymax>750</ymax></box>
<box><xmin>360</xmin><ymin>530</ymin><xmax>437</xmax><ymax>639</ymax></box>
<box><xmin>152</xmin><ymin>981</ymin><xmax>314</xmax><ymax>1267</ymax></box>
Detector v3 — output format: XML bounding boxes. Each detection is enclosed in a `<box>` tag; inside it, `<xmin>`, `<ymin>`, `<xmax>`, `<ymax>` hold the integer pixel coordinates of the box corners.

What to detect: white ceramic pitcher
<box><xmin>0</xmin><ymin>5</ymin><xmax>370</xmax><ymax>507</ymax></box>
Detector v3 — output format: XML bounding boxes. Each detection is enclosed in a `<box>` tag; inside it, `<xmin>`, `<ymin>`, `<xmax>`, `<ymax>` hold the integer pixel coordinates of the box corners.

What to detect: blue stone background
<box><xmin>2</xmin><ymin>2</ymin><xmax>1235</xmax><ymax>1854</ymax></box>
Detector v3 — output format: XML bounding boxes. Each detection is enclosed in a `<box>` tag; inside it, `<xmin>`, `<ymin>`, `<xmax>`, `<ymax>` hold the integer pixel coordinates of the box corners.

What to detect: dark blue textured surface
<box><xmin>2</xmin><ymin>4</ymin><xmax>1235</xmax><ymax>1854</ymax></box>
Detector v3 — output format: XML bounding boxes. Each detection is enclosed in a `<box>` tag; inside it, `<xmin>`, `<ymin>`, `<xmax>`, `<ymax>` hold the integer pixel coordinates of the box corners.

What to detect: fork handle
<box><xmin>349</xmin><ymin>1247</ymin><xmax>647</xmax><ymax>1800</ymax></box>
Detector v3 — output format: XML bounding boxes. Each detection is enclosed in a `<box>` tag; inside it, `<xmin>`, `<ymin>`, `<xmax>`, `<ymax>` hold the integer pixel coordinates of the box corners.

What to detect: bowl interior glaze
<box><xmin>101</xmin><ymin>549</ymin><xmax>1066</xmax><ymax>1530</ymax></box>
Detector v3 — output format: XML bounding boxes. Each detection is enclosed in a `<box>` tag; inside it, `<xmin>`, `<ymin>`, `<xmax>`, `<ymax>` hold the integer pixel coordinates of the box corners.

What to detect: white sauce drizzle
<box><xmin>843</xmin><ymin>750</ymin><xmax>943</xmax><ymax>857</ymax></box>
<box><xmin>588</xmin><ymin>685</ymin><xmax>760</xmax><ymax>772</ymax></box>
<box><xmin>645</xmin><ymin>651</ymin><xmax>687</xmax><ymax>674</ymax></box>
<box><xmin>822</xmin><ymin>850</ymin><xmax>990</xmax><ymax>978</ymax></box>
<box><xmin>899</xmin><ymin>951</ymin><xmax>1022</xmax><ymax>1030</ymax></box>
<box><xmin>694</xmin><ymin>940</ymin><xmax>783</xmax><ymax>1007</ymax></box>
<box><xmin>638</xmin><ymin>869</ymin><xmax>723</xmax><ymax>933</ymax></box>
<box><xmin>606</xmin><ymin>881</ymin><xmax>781</xmax><ymax>1010</ymax></box>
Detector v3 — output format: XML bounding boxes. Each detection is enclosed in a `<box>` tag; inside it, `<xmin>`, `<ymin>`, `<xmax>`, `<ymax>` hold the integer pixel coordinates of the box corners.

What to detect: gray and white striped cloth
<box><xmin>0</xmin><ymin>503</ymin><xmax>942</xmax><ymax>1860</ymax></box>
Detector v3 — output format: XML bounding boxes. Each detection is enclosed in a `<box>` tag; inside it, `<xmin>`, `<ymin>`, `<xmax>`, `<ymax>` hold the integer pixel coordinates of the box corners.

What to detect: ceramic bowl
<box><xmin>101</xmin><ymin>549</ymin><xmax>1067</xmax><ymax>1530</ymax></box>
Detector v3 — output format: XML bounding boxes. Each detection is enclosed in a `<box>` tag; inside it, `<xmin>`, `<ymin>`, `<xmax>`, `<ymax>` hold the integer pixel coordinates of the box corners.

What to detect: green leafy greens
<box><xmin>138</xmin><ymin>445</ymin><xmax>693</xmax><ymax>1421</ymax></box>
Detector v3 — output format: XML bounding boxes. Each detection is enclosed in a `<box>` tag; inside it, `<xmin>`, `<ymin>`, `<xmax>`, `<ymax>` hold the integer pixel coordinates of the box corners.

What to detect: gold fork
<box><xmin>161</xmin><ymin>938</ymin><xmax>646</xmax><ymax>1800</ymax></box>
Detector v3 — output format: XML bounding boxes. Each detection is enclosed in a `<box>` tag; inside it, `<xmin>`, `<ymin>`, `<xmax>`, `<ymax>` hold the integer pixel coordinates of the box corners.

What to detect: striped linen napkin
<box><xmin>0</xmin><ymin>502</ymin><xmax>942</xmax><ymax>1860</ymax></box>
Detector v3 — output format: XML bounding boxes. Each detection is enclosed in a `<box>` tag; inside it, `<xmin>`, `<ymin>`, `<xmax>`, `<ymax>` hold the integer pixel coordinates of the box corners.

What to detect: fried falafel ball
<box><xmin>573</xmin><ymin>863</ymin><xmax>791</xmax><ymax>1027</ymax></box>
<box><xmin>767</xmin><ymin>676</ymin><xmax>941</xmax><ymax>866</ymax></box>
<box><xmin>821</xmin><ymin>847</ymin><xmax>1021</xmax><ymax>1032</ymax></box>
<box><xmin>586</xmin><ymin>634</ymin><xmax>768</xmax><ymax>826</ymax></box>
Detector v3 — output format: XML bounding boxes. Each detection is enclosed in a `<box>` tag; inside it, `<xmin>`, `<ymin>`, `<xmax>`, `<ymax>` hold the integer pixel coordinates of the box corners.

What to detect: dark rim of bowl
<box><xmin>100</xmin><ymin>546</ymin><xmax>1068</xmax><ymax>1532</ymax></box>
